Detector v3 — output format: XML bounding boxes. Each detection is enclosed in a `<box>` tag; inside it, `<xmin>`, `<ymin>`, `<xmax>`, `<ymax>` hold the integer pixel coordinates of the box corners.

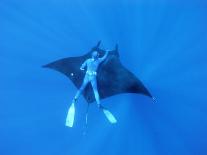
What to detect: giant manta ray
<box><xmin>43</xmin><ymin>41</ymin><xmax>153</xmax><ymax>127</ymax></box>
<box><xmin>43</xmin><ymin>41</ymin><xmax>153</xmax><ymax>102</ymax></box>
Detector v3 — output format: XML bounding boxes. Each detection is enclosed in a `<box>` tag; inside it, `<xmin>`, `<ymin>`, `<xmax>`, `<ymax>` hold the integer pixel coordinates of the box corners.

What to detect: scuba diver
<box><xmin>66</xmin><ymin>50</ymin><xmax>117</xmax><ymax>127</ymax></box>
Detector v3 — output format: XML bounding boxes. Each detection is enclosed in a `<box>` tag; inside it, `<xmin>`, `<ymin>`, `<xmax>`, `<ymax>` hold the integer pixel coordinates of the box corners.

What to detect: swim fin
<box><xmin>102</xmin><ymin>108</ymin><xmax>117</xmax><ymax>124</ymax></box>
<box><xmin>65</xmin><ymin>102</ymin><xmax>75</xmax><ymax>127</ymax></box>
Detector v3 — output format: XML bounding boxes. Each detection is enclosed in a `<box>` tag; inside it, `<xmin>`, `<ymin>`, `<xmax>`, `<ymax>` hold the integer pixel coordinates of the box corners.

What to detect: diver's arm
<box><xmin>99</xmin><ymin>50</ymin><xmax>109</xmax><ymax>63</ymax></box>
<box><xmin>80</xmin><ymin>60</ymin><xmax>87</xmax><ymax>70</ymax></box>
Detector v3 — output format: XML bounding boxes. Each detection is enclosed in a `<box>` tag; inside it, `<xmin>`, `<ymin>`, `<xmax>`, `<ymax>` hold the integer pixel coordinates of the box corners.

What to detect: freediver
<box><xmin>65</xmin><ymin>50</ymin><xmax>117</xmax><ymax>127</ymax></box>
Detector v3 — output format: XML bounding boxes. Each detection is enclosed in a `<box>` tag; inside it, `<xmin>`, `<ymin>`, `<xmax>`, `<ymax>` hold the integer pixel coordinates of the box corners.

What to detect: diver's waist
<box><xmin>86</xmin><ymin>71</ymin><xmax>97</xmax><ymax>76</ymax></box>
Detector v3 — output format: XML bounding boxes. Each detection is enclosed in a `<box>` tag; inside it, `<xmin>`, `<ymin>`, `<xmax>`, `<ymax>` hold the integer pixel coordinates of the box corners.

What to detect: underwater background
<box><xmin>1</xmin><ymin>0</ymin><xmax>207</xmax><ymax>155</ymax></box>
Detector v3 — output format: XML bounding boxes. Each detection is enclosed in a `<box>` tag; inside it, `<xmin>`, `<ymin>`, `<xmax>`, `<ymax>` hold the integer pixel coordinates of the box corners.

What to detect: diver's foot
<box><xmin>97</xmin><ymin>105</ymin><xmax>117</xmax><ymax>124</ymax></box>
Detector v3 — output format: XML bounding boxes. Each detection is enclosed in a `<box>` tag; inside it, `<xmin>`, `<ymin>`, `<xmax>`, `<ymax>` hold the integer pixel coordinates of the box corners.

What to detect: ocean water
<box><xmin>1</xmin><ymin>0</ymin><xmax>207</xmax><ymax>155</ymax></box>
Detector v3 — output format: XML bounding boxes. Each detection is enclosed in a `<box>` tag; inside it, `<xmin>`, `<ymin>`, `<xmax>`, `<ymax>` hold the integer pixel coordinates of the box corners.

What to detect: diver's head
<box><xmin>91</xmin><ymin>51</ymin><xmax>99</xmax><ymax>59</ymax></box>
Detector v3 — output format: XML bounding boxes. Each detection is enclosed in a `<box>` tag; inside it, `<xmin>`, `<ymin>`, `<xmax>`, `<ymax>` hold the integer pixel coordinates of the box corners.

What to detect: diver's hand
<box><xmin>103</xmin><ymin>50</ymin><xmax>109</xmax><ymax>56</ymax></box>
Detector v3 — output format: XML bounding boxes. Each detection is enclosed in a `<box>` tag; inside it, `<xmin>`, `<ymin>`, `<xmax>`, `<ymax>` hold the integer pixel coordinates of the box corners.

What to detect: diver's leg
<box><xmin>91</xmin><ymin>78</ymin><xmax>117</xmax><ymax>124</ymax></box>
<box><xmin>91</xmin><ymin>77</ymin><xmax>101</xmax><ymax>107</ymax></box>
<box><xmin>73</xmin><ymin>76</ymin><xmax>89</xmax><ymax>102</ymax></box>
<box><xmin>66</xmin><ymin>76</ymin><xmax>89</xmax><ymax>127</ymax></box>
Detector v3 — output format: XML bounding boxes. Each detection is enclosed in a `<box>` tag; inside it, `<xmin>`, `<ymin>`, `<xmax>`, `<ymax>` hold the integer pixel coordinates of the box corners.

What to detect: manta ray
<box><xmin>43</xmin><ymin>41</ymin><xmax>153</xmax><ymax>127</ymax></box>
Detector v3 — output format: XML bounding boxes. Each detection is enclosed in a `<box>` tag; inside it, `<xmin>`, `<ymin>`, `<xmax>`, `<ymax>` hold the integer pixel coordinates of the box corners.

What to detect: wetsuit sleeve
<box><xmin>80</xmin><ymin>60</ymin><xmax>88</xmax><ymax>70</ymax></box>
<box><xmin>98</xmin><ymin>51</ymin><xmax>109</xmax><ymax>63</ymax></box>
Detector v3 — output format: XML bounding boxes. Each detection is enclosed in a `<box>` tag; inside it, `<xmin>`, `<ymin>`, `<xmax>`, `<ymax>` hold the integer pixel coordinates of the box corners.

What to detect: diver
<box><xmin>66</xmin><ymin>50</ymin><xmax>117</xmax><ymax>127</ymax></box>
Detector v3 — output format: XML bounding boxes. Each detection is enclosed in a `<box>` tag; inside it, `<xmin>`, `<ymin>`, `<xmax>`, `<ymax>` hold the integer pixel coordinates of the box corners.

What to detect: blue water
<box><xmin>1</xmin><ymin>0</ymin><xmax>207</xmax><ymax>155</ymax></box>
